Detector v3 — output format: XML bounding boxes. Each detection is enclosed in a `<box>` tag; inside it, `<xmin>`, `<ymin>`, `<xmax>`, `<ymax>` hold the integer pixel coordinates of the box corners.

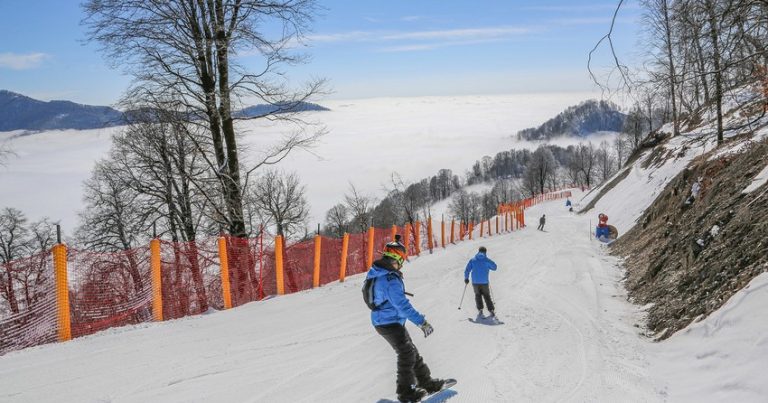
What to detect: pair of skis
<box><xmin>469</xmin><ymin>312</ymin><xmax>504</xmax><ymax>325</ymax></box>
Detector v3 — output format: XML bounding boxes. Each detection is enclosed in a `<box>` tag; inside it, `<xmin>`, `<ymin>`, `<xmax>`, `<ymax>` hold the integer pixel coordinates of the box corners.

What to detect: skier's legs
<box><xmin>472</xmin><ymin>284</ymin><xmax>484</xmax><ymax>310</ymax></box>
<box><xmin>376</xmin><ymin>324</ymin><xmax>431</xmax><ymax>392</ymax></box>
<box><xmin>480</xmin><ymin>284</ymin><xmax>495</xmax><ymax>313</ymax></box>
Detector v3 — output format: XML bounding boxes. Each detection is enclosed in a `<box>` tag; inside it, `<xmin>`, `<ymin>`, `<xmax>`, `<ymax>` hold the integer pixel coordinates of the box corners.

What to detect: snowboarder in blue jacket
<box><xmin>365</xmin><ymin>239</ymin><xmax>450</xmax><ymax>402</ymax></box>
<box><xmin>464</xmin><ymin>246</ymin><xmax>498</xmax><ymax>317</ymax></box>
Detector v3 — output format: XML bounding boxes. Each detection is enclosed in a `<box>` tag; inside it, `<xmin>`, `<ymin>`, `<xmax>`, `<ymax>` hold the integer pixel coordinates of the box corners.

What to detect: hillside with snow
<box><xmin>2</xmin><ymin>93</ymin><xmax>767</xmax><ymax>403</ymax></box>
<box><xmin>1</xmin><ymin>184</ymin><xmax>766</xmax><ymax>402</ymax></box>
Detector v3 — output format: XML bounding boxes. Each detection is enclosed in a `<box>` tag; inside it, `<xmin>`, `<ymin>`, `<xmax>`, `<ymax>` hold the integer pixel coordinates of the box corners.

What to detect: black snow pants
<box><xmin>375</xmin><ymin>323</ymin><xmax>432</xmax><ymax>393</ymax></box>
<box><xmin>473</xmin><ymin>283</ymin><xmax>495</xmax><ymax>313</ymax></box>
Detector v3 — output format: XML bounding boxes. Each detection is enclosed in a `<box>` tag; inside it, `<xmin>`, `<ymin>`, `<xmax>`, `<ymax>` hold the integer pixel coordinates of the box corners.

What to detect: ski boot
<box><xmin>420</xmin><ymin>378</ymin><xmax>448</xmax><ymax>394</ymax></box>
<box><xmin>397</xmin><ymin>384</ymin><xmax>428</xmax><ymax>402</ymax></box>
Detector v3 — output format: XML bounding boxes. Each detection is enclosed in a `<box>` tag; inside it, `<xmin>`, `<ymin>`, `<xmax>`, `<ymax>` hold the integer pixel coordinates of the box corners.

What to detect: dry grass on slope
<box><xmin>612</xmin><ymin>136</ymin><xmax>768</xmax><ymax>339</ymax></box>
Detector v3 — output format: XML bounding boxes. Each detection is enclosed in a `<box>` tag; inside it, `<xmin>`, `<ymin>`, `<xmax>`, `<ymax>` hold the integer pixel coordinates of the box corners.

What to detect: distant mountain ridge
<box><xmin>0</xmin><ymin>90</ymin><xmax>329</xmax><ymax>132</ymax></box>
<box><xmin>0</xmin><ymin>90</ymin><xmax>124</xmax><ymax>131</ymax></box>
<box><xmin>516</xmin><ymin>99</ymin><xmax>626</xmax><ymax>141</ymax></box>
<box><xmin>234</xmin><ymin>101</ymin><xmax>329</xmax><ymax>118</ymax></box>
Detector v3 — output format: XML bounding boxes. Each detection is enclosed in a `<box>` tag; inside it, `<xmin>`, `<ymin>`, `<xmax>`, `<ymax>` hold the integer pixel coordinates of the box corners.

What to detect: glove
<box><xmin>419</xmin><ymin>320</ymin><xmax>434</xmax><ymax>338</ymax></box>
<box><xmin>464</xmin><ymin>278</ymin><xmax>469</xmax><ymax>284</ymax></box>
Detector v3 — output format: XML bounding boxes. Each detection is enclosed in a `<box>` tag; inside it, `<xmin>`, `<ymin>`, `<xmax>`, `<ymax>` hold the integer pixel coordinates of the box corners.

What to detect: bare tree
<box><xmin>250</xmin><ymin>170</ymin><xmax>309</xmax><ymax>239</ymax></box>
<box><xmin>75</xmin><ymin>160</ymin><xmax>148</xmax><ymax>294</ymax></box>
<box><xmin>613</xmin><ymin>133</ymin><xmax>632</xmax><ymax>168</ymax></box>
<box><xmin>0</xmin><ymin>142</ymin><xmax>14</xmax><ymax>167</ymax></box>
<box><xmin>344</xmin><ymin>183</ymin><xmax>374</xmax><ymax>233</ymax></box>
<box><xmin>0</xmin><ymin>208</ymin><xmax>29</xmax><ymax>314</ymax></box>
<box><xmin>596</xmin><ymin>140</ymin><xmax>618</xmax><ymax>182</ymax></box>
<box><xmin>16</xmin><ymin>218</ymin><xmax>56</xmax><ymax>311</ymax></box>
<box><xmin>324</xmin><ymin>204</ymin><xmax>348</xmax><ymax>237</ymax></box>
<box><xmin>83</xmin><ymin>0</ymin><xmax>326</xmax><ymax>237</ymax></box>
<box><xmin>448</xmin><ymin>190</ymin><xmax>480</xmax><ymax>224</ymax></box>
<box><xmin>642</xmin><ymin>0</ymin><xmax>680</xmax><ymax>136</ymax></box>
<box><xmin>523</xmin><ymin>147</ymin><xmax>557</xmax><ymax>196</ymax></box>
<box><xmin>573</xmin><ymin>143</ymin><xmax>598</xmax><ymax>188</ymax></box>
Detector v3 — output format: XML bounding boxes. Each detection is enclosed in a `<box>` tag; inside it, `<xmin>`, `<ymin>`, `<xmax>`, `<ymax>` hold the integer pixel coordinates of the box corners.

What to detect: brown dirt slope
<box><xmin>612</xmin><ymin>136</ymin><xmax>768</xmax><ymax>339</ymax></box>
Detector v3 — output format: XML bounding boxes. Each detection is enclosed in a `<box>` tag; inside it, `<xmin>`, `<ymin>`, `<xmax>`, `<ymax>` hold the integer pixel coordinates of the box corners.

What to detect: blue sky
<box><xmin>0</xmin><ymin>0</ymin><xmax>642</xmax><ymax>106</ymax></box>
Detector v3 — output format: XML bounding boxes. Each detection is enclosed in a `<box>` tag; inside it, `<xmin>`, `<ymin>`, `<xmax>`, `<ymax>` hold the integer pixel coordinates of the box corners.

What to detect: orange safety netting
<box><xmin>318</xmin><ymin>236</ymin><xmax>343</xmax><ymax>287</ymax></box>
<box><xmin>67</xmin><ymin>246</ymin><xmax>153</xmax><ymax>338</ymax></box>
<box><xmin>346</xmin><ymin>232</ymin><xmax>368</xmax><ymax>276</ymax></box>
<box><xmin>0</xmin><ymin>188</ymin><xmax>573</xmax><ymax>355</ymax></box>
<box><xmin>226</xmin><ymin>236</ymin><xmax>266</xmax><ymax>307</ymax></box>
<box><xmin>0</xmin><ymin>252</ymin><xmax>57</xmax><ymax>354</ymax></box>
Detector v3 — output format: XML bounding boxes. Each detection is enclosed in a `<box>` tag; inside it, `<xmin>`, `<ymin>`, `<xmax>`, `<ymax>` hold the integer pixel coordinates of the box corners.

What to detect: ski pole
<box><xmin>458</xmin><ymin>283</ymin><xmax>468</xmax><ymax>310</ymax></box>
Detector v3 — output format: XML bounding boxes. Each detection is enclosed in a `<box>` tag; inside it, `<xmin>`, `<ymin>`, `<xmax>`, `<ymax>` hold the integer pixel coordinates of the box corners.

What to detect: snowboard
<box><xmin>377</xmin><ymin>379</ymin><xmax>458</xmax><ymax>403</ymax></box>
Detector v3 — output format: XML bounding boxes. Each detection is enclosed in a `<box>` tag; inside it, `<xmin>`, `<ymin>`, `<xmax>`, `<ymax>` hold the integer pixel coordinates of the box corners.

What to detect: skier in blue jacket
<box><xmin>365</xmin><ymin>239</ymin><xmax>452</xmax><ymax>402</ymax></box>
<box><xmin>464</xmin><ymin>246</ymin><xmax>498</xmax><ymax>317</ymax></box>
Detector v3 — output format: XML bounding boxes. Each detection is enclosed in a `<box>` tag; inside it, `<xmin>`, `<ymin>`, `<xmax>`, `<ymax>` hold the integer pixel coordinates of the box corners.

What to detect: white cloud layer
<box><xmin>0</xmin><ymin>52</ymin><xmax>48</xmax><ymax>70</ymax></box>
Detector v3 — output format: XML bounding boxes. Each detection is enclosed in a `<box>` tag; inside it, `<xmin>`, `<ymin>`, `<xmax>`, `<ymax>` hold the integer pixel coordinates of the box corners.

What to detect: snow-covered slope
<box><xmin>2</xmin><ymin>194</ymin><xmax>766</xmax><ymax>401</ymax></box>
<box><xmin>577</xmin><ymin>134</ymin><xmax>709</xmax><ymax>236</ymax></box>
<box><xmin>0</xmin><ymin>196</ymin><xmax>661</xmax><ymax>402</ymax></box>
<box><xmin>650</xmin><ymin>273</ymin><xmax>768</xmax><ymax>402</ymax></box>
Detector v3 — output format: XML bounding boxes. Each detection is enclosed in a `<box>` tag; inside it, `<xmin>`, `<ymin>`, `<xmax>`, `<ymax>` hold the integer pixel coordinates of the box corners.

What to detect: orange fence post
<box><xmin>450</xmin><ymin>219</ymin><xmax>455</xmax><ymax>243</ymax></box>
<box><xmin>275</xmin><ymin>235</ymin><xmax>285</xmax><ymax>295</ymax></box>
<box><xmin>366</xmin><ymin>227</ymin><xmax>375</xmax><ymax>269</ymax></box>
<box><xmin>313</xmin><ymin>234</ymin><xmax>322</xmax><ymax>288</ymax></box>
<box><xmin>479</xmin><ymin>221</ymin><xmax>484</xmax><ymax>237</ymax></box>
<box><xmin>52</xmin><ymin>243</ymin><xmax>71</xmax><ymax>342</ymax></box>
<box><xmin>441</xmin><ymin>219</ymin><xmax>446</xmax><ymax>248</ymax></box>
<box><xmin>404</xmin><ymin>223</ymin><xmax>411</xmax><ymax>253</ymax></box>
<box><xmin>469</xmin><ymin>222</ymin><xmax>474</xmax><ymax>240</ymax></box>
<box><xmin>217</xmin><ymin>237</ymin><xmax>232</xmax><ymax>310</ymax></box>
<box><xmin>487</xmin><ymin>220</ymin><xmax>491</xmax><ymax>236</ymax></box>
<box><xmin>427</xmin><ymin>217</ymin><xmax>434</xmax><ymax>252</ymax></box>
<box><xmin>415</xmin><ymin>221</ymin><xmax>421</xmax><ymax>255</ymax></box>
<box><xmin>339</xmin><ymin>233</ymin><xmax>349</xmax><ymax>282</ymax></box>
<box><xmin>459</xmin><ymin>222</ymin><xmax>465</xmax><ymax>241</ymax></box>
<box><xmin>391</xmin><ymin>225</ymin><xmax>397</xmax><ymax>241</ymax></box>
<box><xmin>150</xmin><ymin>238</ymin><xmax>164</xmax><ymax>319</ymax></box>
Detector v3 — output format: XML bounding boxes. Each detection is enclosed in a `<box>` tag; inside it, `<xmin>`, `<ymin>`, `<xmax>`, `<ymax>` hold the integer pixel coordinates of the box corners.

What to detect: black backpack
<box><xmin>362</xmin><ymin>278</ymin><xmax>378</xmax><ymax>310</ymax></box>
<box><xmin>363</xmin><ymin>272</ymin><xmax>407</xmax><ymax>311</ymax></box>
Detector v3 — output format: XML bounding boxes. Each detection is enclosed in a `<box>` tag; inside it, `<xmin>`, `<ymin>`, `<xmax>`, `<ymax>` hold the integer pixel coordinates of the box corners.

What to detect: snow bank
<box><xmin>742</xmin><ymin>163</ymin><xmax>768</xmax><ymax>194</ymax></box>
<box><xmin>651</xmin><ymin>272</ymin><xmax>768</xmax><ymax>402</ymax></box>
<box><xmin>579</xmin><ymin>135</ymin><xmax>707</xmax><ymax>237</ymax></box>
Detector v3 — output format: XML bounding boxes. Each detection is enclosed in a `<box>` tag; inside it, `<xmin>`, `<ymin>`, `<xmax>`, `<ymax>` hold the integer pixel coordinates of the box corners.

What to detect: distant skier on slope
<box><xmin>537</xmin><ymin>214</ymin><xmax>546</xmax><ymax>231</ymax></box>
<box><xmin>363</xmin><ymin>240</ymin><xmax>453</xmax><ymax>402</ymax></box>
<box><xmin>464</xmin><ymin>246</ymin><xmax>498</xmax><ymax>318</ymax></box>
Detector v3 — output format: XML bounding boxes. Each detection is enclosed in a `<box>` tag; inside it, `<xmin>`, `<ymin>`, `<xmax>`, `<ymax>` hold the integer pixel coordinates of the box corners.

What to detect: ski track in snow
<box><xmin>0</xmin><ymin>198</ymin><xmax>663</xmax><ymax>402</ymax></box>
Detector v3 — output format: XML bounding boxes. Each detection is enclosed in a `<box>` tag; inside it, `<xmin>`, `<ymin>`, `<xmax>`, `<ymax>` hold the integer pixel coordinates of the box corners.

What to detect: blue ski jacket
<box><xmin>464</xmin><ymin>252</ymin><xmax>497</xmax><ymax>284</ymax></box>
<box><xmin>365</xmin><ymin>264</ymin><xmax>425</xmax><ymax>327</ymax></box>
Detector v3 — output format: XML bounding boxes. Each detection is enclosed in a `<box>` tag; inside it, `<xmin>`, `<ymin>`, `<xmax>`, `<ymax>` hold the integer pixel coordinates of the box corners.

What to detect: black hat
<box><xmin>478</xmin><ymin>246</ymin><xmax>487</xmax><ymax>253</ymax></box>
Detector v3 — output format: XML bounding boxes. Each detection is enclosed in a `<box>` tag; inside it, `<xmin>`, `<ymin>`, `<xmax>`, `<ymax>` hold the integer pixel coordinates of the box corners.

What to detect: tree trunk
<box><xmin>3</xmin><ymin>267</ymin><xmax>19</xmax><ymax>314</ymax></box>
<box><xmin>213</xmin><ymin>0</ymin><xmax>247</xmax><ymax>238</ymax></box>
<box><xmin>705</xmin><ymin>0</ymin><xmax>725</xmax><ymax>144</ymax></box>
<box><xmin>662</xmin><ymin>0</ymin><xmax>680</xmax><ymax>136</ymax></box>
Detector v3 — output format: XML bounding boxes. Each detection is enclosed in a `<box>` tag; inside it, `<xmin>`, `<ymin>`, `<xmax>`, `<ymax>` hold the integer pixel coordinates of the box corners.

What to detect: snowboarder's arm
<box><xmin>386</xmin><ymin>278</ymin><xmax>425</xmax><ymax>326</ymax></box>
